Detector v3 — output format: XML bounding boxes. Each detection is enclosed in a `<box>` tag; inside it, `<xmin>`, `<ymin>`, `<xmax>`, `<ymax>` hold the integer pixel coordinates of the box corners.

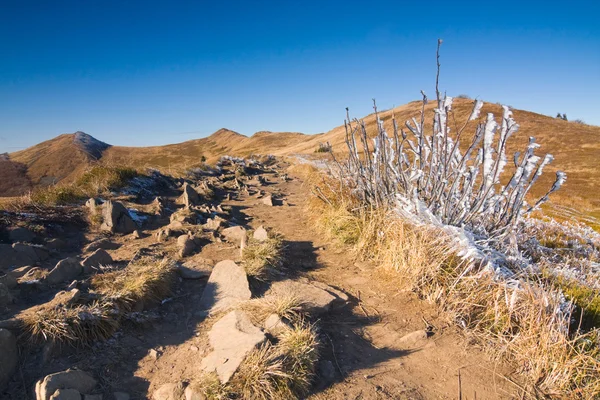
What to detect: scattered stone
<box><xmin>113</xmin><ymin>392</ymin><xmax>130</xmax><ymax>400</ymax></box>
<box><xmin>85</xmin><ymin>198</ymin><xmax>102</xmax><ymax>215</ymax></box>
<box><xmin>0</xmin><ymin>283</ymin><xmax>14</xmax><ymax>307</ymax></box>
<box><xmin>170</xmin><ymin>208</ymin><xmax>197</xmax><ymax>225</ymax></box>
<box><xmin>0</xmin><ymin>329</ymin><xmax>17</xmax><ymax>390</ymax></box>
<box><xmin>190</xmin><ymin>345</ymin><xmax>199</xmax><ymax>352</ymax></box>
<box><xmin>49</xmin><ymin>389</ymin><xmax>81</xmax><ymax>400</ymax></box>
<box><xmin>261</xmin><ymin>194</ymin><xmax>274</xmax><ymax>206</ymax></box>
<box><xmin>177</xmin><ymin>264</ymin><xmax>210</xmax><ymax>280</ymax></box>
<box><xmin>101</xmin><ymin>200</ymin><xmax>138</xmax><ymax>234</ymax></box>
<box><xmin>180</xmin><ymin>182</ymin><xmax>201</xmax><ymax>207</ymax></box>
<box><xmin>83</xmin><ymin>239</ymin><xmax>118</xmax><ymax>252</ymax></box>
<box><xmin>152</xmin><ymin>196</ymin><xmax>166</xmax><ymax>216</ymax></box>
<box><xmin>252</xmin><ymin>226</ymin><xmax>269</xmax><ymax>242</ymax></box>
<box><xmin>46</xmin><ymin>258</ymin><xmax>83</xmax><ymax>285</ymax></box>
<box><xmin>35</xmin><ymin>369</ymin><xmax>97</xmax><ymax>400</ymax></box>
<box><xmin>81</xmin><ymin>249</ymin><xmax>113</xmax><ymax>269</ymax></box>
<box><xmin>221</xmin><ymin>226</ymin><xmax>246</xmax><ymax>243</ymax></box>
<box><xmin>0</xmin><ymin>273</ymin><xmax>18</xmax><ymax>289</ymax></box>
<box><xmin>177</xmin><ymin>235</ymin><xmax>197</xmax><ymax>257</ymax></box>
<box><xmin>46</xmin><ymin>238</ymin><xmax>68</xmax><ymax>252</ymax></box>
<box><xmin>153</xmin><ymin>383</ymin><xmax>185</xmax><ymax>400</ymax></box>
<box><xmin>184</xmin><ymin>385</ymin><xmax>205</xmax><ymax>400</ymax></box>
<box><xmin>7</xmin><ymin>265</ymin><xmax>33</xmax><ymax>278</ymax></box>
<box><xmin>149</xmin><ymin>348</ymin><xmax>160</xmax><ymax>360</ymax></box>
<box><xmin>264</xmin><ymin>313</ymin><xmax>288</xmax><ymax>336</ymax></box>
<box><xmin>198</xmin><ymin>260</ymin><xmax>251</xmax><ymax>314</ymax></box>
<box><xmin>203</xmin><ymin>216</ymin><xmax>225</xmax><ymax>230</ymax></box>
<box><xmin>268</xmin><ymin>280</ymin><xmax>337</xmax><ymax>315</ymax></box>
<box><xmin>201</xmin><ymin>310</ymin><xmax>267</xmax><ymax>383</ymax></box>
<box><xmin>9</xmin><ymin>227</ymin><xmax>36</xmax><ymax>243</ymax></box>
<box><xmin>0</xmin><ymin>243</ymin><xmax>49</xmax><ymax>269</ymax></box>
<box><xmin>131</xmin><ymin>230</ymin><xmax>141</xmax><ymax>239</ymax></box>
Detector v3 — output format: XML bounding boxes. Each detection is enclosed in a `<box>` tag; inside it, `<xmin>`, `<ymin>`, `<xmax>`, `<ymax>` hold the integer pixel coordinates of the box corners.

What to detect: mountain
<box><xmin>2</xmin><ymin>99</ymin><xmax>599</xmax><ymax>223</ymax></box>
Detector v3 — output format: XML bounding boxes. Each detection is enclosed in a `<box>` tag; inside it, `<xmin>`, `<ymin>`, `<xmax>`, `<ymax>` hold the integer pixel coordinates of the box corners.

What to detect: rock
<box><xmin>81</xmin><ymin>249</ymin><xmax>113</xmax><ymax>269</ymax></box>
<box><xmin>177</xmin><ymin>264</ymin><xmax>210</xmax><ymax>280</ymax></box>
<box><xmin>268</xmin><ymin>280</ymin><xmax>337</xmax><ymax>315</ymax></box>
<box><xmin>180</xmin><ymin>182</ymin><xmax>201</xmax><ymax>207</ymax></box>
<box><xmin>46</xmin><ymin>238</ymin><xmax>68</xmax><ymax>252</ymax></box>
<box><xmin>0</xmin><ymin>243</ymin><xmax>49</xmax><ymax>269</ymax></box>
<box><xmin>177</xmin><ymin>235</ymin><xmax>197</xmax><ymax>257</ymax></box>
<box><xmin>221</xmin><ymin>226</ymin><xmax>246</xmax><ymax>243</ymax></box>
<box><xmin>153</xmin><ymin>383</ymin><xmax>185</xmax><ymax>400</ymax></box>
<box><xmin>261</xmin><ymin>194</ymin><xmax>274</xmax><ymax>206</ymax></box>
<box><xmin>203</xmin><ymin>216</ymin><xmax>225</xmax><ymax>230</ymax></box>
<box><xmin>13</xmin><ymin>243</ymin><xmax>49</xmax><ymax>261</ymax></box>
<box><xmin>35</xmin><ymin>369</ymin><xmax>97</xmax><ymax>400</ymax></box>
<box><xmin>0</xmin><ymin>283</ymin><xmax>14</xmax><ymax>307</ymax></box>
<box><xmin>148</xmin><ymin>348</ymin><xmax>160</xmax><ymax>360</ymax></box>
<box><xmin>7</xmin><ymin>265</ymin><xmax>34</xmax><ymax>278</ymax></box>
<box><xmin>50</xmin><ymin>289</ymin><xmax>81</xmax><ymax>308</ymax></box>
<box><xmin>46</xmin><ymin>258</ymin><xmax>82</xmax><ymax>285</ymax></box>
<box><xmin>49</xmin><ymin>389</ymin><xmax>81</xmax><ymax>400</ymax></box>
<box><xmin>100</xmin><ymin>201</ymin><xmax>137</xmax><ymax>234</ymax></box>
<box><xmin>170</xmin><ymin>208</ymin><xmax>197</xmax><ymax>225</ymax></box>
<box><xmin>84</xmin><ymin>394</ymin><xmax>103</xmax><ymax>400</ymax></box>
<box><xmin>201</xmin><ymin>310</ymin><xmax>267</xmax><ymax>383</ymax></box>
<box><xmin>252</xmin><ymin>226</ymin><xmax>269</xmax><ymax>242</ymax></box>
<box><xmin>85</xmin><ymin>198</ymin><xmax>102</xmax><ymax>215</ymax></box>
<box><xmin>0</xmin><ymin>273</ymin><xmax>18</xmax><ymax>289</ymax></box>
<box><xmin>264</xmin><ymin>313</ymin><xmax>288</xmax><ymax>336</ymax></box>
<box><xmin>397</xmin><ymin>330</ymin><xmax>430</xmax><ymax>348</ymax></box>
<box><xmin>198</xmin><ymin>260</ymin><xmax>251</xmax><ymax>315</ymax></box>
<box><xmin>131</xmin><ymin>230</ymin><xmax>141</xmax><ymax>239</ymax></box>
<box><xmin>152</xmin><ymin>196</ymin><xmax>166</xmax><ymax>216</ymax></box>
<box><xmin>113</xmin><ymin>393</ymin><xmax>130</xmax><ymax>400</ymax></box>
<box><xmin>9</xmin><ymin>227</ymin><xmax>36</xmax><ymax>243</ymax></box>
<box><xmin>184</xmin><ymin>385</ymin><xmax>205</xmax><ymax>400</ymax></box>
<box><xmin>83</xmin><ymin>239</ymin><xmax>118</xmax><ymax>253</ymax></box>
<box><xmin>0</xmin><ymin>329</ymin><xmax>17</xmax><ymax>390</ymax></box>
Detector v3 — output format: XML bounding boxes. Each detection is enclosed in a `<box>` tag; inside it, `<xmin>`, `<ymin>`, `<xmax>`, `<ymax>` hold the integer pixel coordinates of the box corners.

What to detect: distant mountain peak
<box><xmin>72</xmin><ymin>131</ymin><xmax>110</xmax><ymax>159</ymax></box>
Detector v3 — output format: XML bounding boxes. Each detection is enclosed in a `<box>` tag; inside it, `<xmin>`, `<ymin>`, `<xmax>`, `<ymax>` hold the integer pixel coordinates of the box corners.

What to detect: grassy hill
<box><xmin>2</xmin><ymin>98</ymin><xmax>598</xmax><ymax>225</ymax></box>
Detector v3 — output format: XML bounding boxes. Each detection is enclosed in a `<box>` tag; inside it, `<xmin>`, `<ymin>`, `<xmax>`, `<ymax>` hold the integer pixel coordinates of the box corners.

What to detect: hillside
<box><xmin>3</xmin><ymin>99</ymin><xmax>599</xmax><ymax>224</ymax></box>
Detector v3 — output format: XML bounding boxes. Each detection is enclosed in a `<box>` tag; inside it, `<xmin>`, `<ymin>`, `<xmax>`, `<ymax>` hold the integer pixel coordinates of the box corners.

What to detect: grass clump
<box><xmin>242</xmin><ymin>232</ymin><xmax>284</xmax><ymax>280</ymax></box>
<box><xmin>187</xmin><ymin>373</ymin><xmax>231</xmax><ymax>400</ymax></box>
<box><xmin>91</xmin><ymin>258</ymin><xmax>176</xmax><ymax>310</ymax></box>
<box><xmin>20</xmin><ymin>301</ymin><xmax>119</xmax><ymax>344</ymax></box>
<box><xmin>30</xmin><ymin>186</ymin><xmax>84</xmax><ymax>206</ymax></box>
<box><xmin>238</xmin><ymin>294</ymin><xmax>305</xmax><ymax>326</ymax></box>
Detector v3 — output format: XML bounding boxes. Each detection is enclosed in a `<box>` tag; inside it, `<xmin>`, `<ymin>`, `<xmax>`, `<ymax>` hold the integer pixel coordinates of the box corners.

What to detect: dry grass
<box><xmin>187</xmin><ymin>373</ymin><xmax>231</xmax><ymax>400</ymax></box>
<box><xmin>238</xmin><ymin>294</ymin><xmax>305</xmax><ymax>326</ymax></box>
<box><xmin>305</xmin><ymin>167</ymin><xmax>600</xmax><ymax>398</ymax></box>
<box><xmin>91</xmin><ymin>258</ymin><xmax>176</xmax><ymax>310</ymax></box>
<box><xmin>231</xmin><ymin>320</ymin><xmax>319</xmax><ymax>399</ymax></box>
<box><xmin>242</xmin><ymin>233</ymin><xmax>285</xmax><ymax>280</ymax></box>
<box><xmin>20</xmin><ymin>301</ymin><xmax>119</xmax><ymax>344</ymax></box>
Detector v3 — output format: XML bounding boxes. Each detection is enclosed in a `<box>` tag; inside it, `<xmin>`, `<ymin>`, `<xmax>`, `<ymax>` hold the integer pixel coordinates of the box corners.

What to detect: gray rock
<box><xmin>49</xmin><ymin>389</ymin><xmax>81</xmax><ymax>400</ymax></box>
<box><xmin>9</xmin><ymin>227</ymin><xmax>36</xmax><ymax>243</ymax></box>
<box><xmin>261</xmin><ymin>194</ymin><xmax>274</xmax><ymax>206</ymax></box>
<box><xmin>180</xmin><ymin>182</ymin><xmax>201</xmax><ymax>207</ymax></box>
<box><xmin>100</xmin><ymin>201</ymin><xmax>137</xmax><ymax>234</ymax></box>
<box><xmin>46</xmin><ymin>238</ymin><xmax>68</xmax><ymax>252</ymax></box>
<box><xmin>85</xmin><ymin>198</ymin><xmax>102</xmax><ymax>215</ymax></box>
<box><xmin>177</xmin><ymin>235</ymin><xmax>196</xmax><ymax>257</ymax></box>
<box><xmin>0</xmin><ymin>243</ymin><xmax>49</xmax><ymax>269</ymax></box>
<box><xmin>0</xmin><ymin>283</ymin><xmax>14</xmax><ymax>307</ymax></box>
<box><xmin>83</xmin><ymin>239</ymin><xmax>117</xmax><ymax>253</ymax></box>
<box><xmin>184</xmin><ymin>385</ymin><xmax>205</xmax><ymax>400</ymax></box>
<box><xmin>0</xmin><ymin>273</ymin><xmax>18</xmax><ymax>289</ymax></box>
<box><xmin>13</xmin><ymin>243</ymin><xmax>49</xmax><ymax>262</ymax></box>
<box><xmin>201</xmin><ymin>310</ymin><xmax>267</xmax><ymax>383</ymax></box>
<box><xmin>170</xmin><ymin>208</ymin><xmax>197</xmax><ymax>225</ymax></box>
<box><xmin>252</xmin><ymin>226</ymin><xmax>269</xmax><ymax>242</ymax></box>
<box><xmin>84</xmin><ymin>394</ymin><xmax>103</xmax><ymax>400</ymax></box>
<box><xmin>0</xmin><ymin>329</ymin><xmax>17</xmax><ymax>390</ymax></box>
<box><xmin>81</xmin><ymin>249</ymin><xmax>113</xmax><ymax>269</ymax></box>
<box><xmin>177</xmin><ymin>264</ymin><xmax>210</xmax><ymax>280</ymax></box>
<box><xmin>203</xmin><ymin>216</ymin><xmax>225</xmax><ymax>230</ymax></box>
<box><xmin>46</xmin><ymin>258</ymin><xmax>82</xmax><ymax>285</ymax></box>
<box><xmin>264</xmin><ymin>313</ymin><xmax>288</xmax><ymax>336</ymax></box>
<box><xmin>268</xmin><ymin>280</ymin><xmax>337</xmax><ymax>315</ymax></box>
<box><xmin>153</xmin><ymin>383</ymin><xmax>185</xmax><ymax>400</ymax></box>
<box><xmin>113</xmin><ymin>392</ymin><xmax>130</xmax><ymax>400</ymax></box>
<box><xmin>35</xmin><ymin>369</ymin><xmax>97</xmax><ymax>400</ymax></box>
<box><xmin>221</xmin><ymin>226</ymin><xmax>246</xmax><ymax>243</ymax></box>
<box><xmin>397</xmin><ymin>330</ymin><xmax>430</xmax><ymax>348</ymax></box>
<box><xmin>131</xmin><ymin>230</ymin><xmax>141</xmax><ymax>239</ymax></box>
<box><xmin>198</xmin><ymin>260</ymin><xmax>251</xmax><ymax>315</ymax></box>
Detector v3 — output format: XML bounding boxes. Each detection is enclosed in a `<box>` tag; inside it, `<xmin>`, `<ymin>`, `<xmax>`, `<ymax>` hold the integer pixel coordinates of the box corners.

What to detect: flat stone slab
<box><xmin>268</xmin><ymin>279</ymin><xmax>343</xmax><ymax>315</ymax></box>
<box><xmin>35</xmin><ymin>369</ymin><xmax>96</xmax><ymax>400</ymax></box>
<box><xmin>198</xmin><ymin>260</ymin><xmax>251</xmax><ymax>315</ymax></box>
<box><xmin>201</xmin><ymin>310</ymin><xmax>266</xmax><ymax>383</ymax></box>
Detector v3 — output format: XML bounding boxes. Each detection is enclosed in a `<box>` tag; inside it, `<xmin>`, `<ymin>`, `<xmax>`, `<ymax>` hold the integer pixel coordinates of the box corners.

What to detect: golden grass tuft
<box><xmin>238</xmin><ymin>294</ymin><xmax>305</xmax><ymax>326</ymax></box>
<box><xmin>276</xmin><ymin>321</ymin><xmax>320</xmax><ymax>395</ymax></box>
<box><xmin>242</xmin><ymin>233</ymin><xmax>284</xmax><ymax>280</ymax></box>
<box><xmin>91</xmin><ymin>258</ymin><xmax>176</xmax><ymax>310</ymax></box>
<box><xmin>20</xmin><ymin>301</ymin><xmax>119</xmax><ymax>344</ymax></box>
<box><xmin>187</xmin><ymin>373</ymin><xmax>231</xmax><ymax>400</ymax></box>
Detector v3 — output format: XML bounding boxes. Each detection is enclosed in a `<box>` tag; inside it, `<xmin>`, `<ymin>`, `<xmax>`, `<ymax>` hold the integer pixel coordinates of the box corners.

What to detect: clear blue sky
<box><xmin>1</xmin><ymin>0</ymin><xmax>598</xmax><ymax>152</ymax></box>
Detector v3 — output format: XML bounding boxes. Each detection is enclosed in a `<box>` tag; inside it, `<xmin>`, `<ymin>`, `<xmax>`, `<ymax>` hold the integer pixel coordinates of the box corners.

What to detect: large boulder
<box><xmin>0</xmin><ymin>328</ymin><xmax>17</xmax><ymax>390</ymax></box>
<box><xmin>46</xmin><ymin>258</ymin><xmax>82</xmax><ymax>285</ymax></box>
<box><xmin>198</xmin><ymin>260</ymin><xmax>251</xmax><ymax>315</ymax></box>
<box><xmin>100</xmin><ymin>201</ymin><xmax>137</xmax><ymax>234</ymax></box>
<box><xmin>200</xmin><ymin>310</ymin><xmax>267</xmax><ymax>383</ymax></box>
<box><xmin>81</xmin><ymin>249</ymin><xmax>113</xmax><ymax>269</ymax></box>
<box><xmin>35</xmin><ymin>369</ymin><xmax>97</xmax><ymax>400</ymax></box>
<box><xmin>180</xmin><ymin>183</ymin><xmax>201</xmax><ymax>207</ymax></box>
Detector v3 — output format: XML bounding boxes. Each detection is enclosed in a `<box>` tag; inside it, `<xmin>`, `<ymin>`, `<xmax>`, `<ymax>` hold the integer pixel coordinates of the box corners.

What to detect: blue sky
<box><xmin>0</xmin><ymin>0</ymin><xmax>598</xmax><ymax>152</ymax></box>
